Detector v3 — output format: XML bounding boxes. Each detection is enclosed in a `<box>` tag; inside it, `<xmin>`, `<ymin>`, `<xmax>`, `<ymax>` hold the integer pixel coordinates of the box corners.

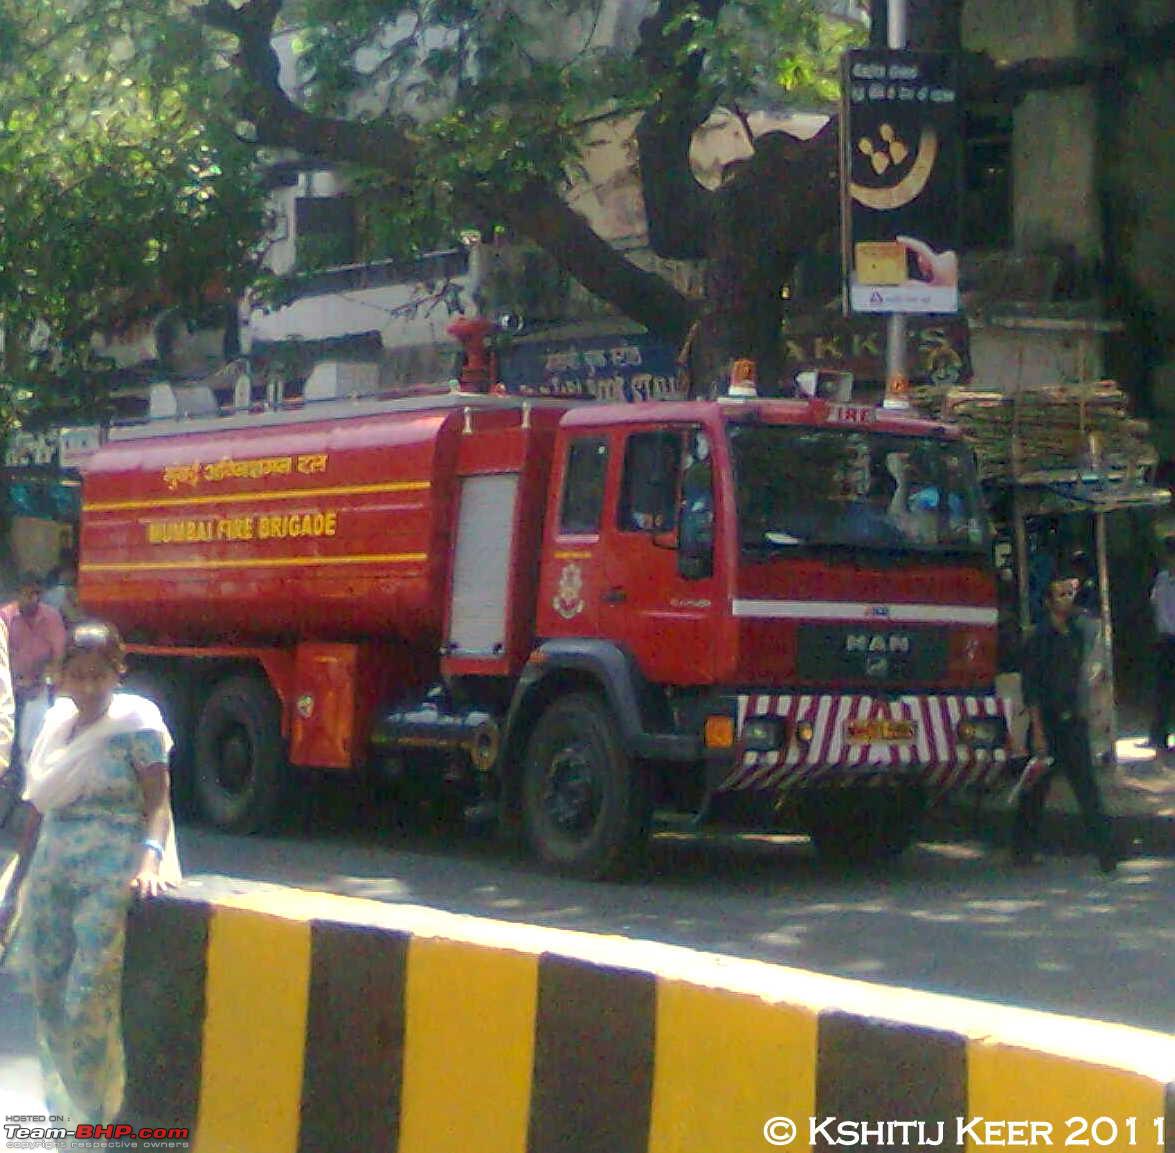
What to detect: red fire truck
<box><xmin>78</xmin><ymin>383</ymin><xmax>1009</xmax><ymax>878</ymax></box>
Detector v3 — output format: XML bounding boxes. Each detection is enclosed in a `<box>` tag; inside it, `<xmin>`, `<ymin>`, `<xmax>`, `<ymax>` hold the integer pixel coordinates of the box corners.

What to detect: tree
<box><xmin>191</xmin><ymin>0</ymin><xmax>858</xmax><ymax>393</ymax></box>
<box><xmin>8</xmin><ymin>0</ymin><xmax>1172</xmax><ymax>415</ymax></box>
<box><xmin>0</xmin><ymin>0</ymin><xmax>266</xmax><ymax>432</ymax></box>
<box><xmin>195</xmin><ymin>0</ymin><xmax>1171</xmax><ymax>394</ymax></box>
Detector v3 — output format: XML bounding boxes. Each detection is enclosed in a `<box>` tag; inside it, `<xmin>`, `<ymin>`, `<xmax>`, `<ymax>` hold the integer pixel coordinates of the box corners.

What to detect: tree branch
<box><xmin>967</xmin><ymin>20</ymin><xmax>1175</xmax><ymax>100</ymax></box>
<box><xmin>193</xmin><ymin>0</ymin><xmax>695</xmax><ymax>343</ymax></box>
<box><xmin>194</xmin><ymin>0</ymin><xmax>420</xmax><ymax>191</ymax></box>
<box><xmin>491</xmin><ymin>179</ymin><xmax>695</xmax><ymax>348</ymax></box>
<box><xmin>735</xmin><ymin>122</ymin><xmax>840</xmax><ymax>241</ymax></box>
<box><xmin>634</xmin><ymin>0</ymin><xmax>725</xmax><ymax>259</ymax></box>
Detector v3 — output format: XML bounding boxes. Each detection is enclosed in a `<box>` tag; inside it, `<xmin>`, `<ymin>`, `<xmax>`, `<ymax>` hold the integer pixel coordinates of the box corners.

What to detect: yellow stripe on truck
<box><xmin>84</xmin><ymin>479</ymin><xmax>430</xmax><ymax>512</ymax></box>
<box><xmin>81</xmin><ymin>552</ymin><xmax>428</xmax><ymax>573</ymax></box>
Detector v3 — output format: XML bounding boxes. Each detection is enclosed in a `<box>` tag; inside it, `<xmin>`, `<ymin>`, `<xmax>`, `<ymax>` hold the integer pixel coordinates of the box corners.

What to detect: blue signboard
<box><xmin>497</xmin><ymin>334</ymin><xmax>684</xmax><ymax>402</ymax></box>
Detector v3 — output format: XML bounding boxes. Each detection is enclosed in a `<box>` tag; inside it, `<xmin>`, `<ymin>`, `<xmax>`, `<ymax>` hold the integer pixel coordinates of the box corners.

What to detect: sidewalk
<box><xmin>0</xmin><ymin>968</ymin><xmax>42</xmax><ymax>1115</ymax></box>
<box><xmin>931</xmin><ymin>718</ymin><xmax>1175</xmax><ymax>859</ymax></box>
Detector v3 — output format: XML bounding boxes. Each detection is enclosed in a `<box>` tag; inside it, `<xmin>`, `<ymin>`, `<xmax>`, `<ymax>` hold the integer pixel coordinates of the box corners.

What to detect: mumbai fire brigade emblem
<box><xmin>553</xmin><ymin>562</ymin><xmax>585</xmax><ymax>620</ymax></box>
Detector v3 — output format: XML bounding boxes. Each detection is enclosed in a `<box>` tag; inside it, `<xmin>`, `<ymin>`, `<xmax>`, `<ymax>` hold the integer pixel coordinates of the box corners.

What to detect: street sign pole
<box><xmin>883</xmin><ymin>0</ymin><xmax>909</xmax><ymax>410</ymax></box>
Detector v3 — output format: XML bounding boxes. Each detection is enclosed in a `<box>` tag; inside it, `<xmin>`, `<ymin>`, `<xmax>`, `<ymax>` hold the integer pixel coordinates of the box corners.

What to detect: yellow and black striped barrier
<box><xmin>122</xmin><ymin>886</ymin><xmax>1174</xmax><ymax>1153</ymax></box>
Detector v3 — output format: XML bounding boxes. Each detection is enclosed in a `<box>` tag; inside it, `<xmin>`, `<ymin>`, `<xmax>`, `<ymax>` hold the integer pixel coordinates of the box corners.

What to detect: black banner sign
<box><xmin>497</xmin><ymin>334</ymin><xmax>685</xmax><ymax>402</ymax></box>
<box><xmin>841</xmin><ymin>49</ymin><xmax>962</xmax><ymax>315</ymax></box>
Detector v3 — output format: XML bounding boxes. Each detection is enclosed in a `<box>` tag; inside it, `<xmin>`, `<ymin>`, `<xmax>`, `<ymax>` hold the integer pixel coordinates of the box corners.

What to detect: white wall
<box><xmin>964</xmin><ymin>0</ymin><xmax>1101</xmax><ymax>260</ymax></box>
<box><xmin>242</xmin><ymin>248</ymin><xmax>482</xmax><ymax>354</ymax></box>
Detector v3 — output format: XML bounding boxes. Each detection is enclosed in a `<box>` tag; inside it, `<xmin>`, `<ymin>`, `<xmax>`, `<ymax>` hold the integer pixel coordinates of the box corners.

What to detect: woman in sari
<box><xmin>18</xmin><ymin>620</ymin><xmax>180</xmax><ymax>1122</ymax></box>
<box><xmin>0</xmin><ymin>613</ymin><xmax>13</xmax><ymax>782</ymax></box>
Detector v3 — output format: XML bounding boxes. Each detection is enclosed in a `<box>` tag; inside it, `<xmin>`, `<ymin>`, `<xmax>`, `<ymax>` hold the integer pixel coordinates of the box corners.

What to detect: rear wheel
<box><xmin>194</xmin><ymin>675</ymin><xmax>285</xmax><ymax>833</ymax></box>
<box><xmin>522</xmin><ymin>694</ymin><xmax>650</xmax><ymax>880</ymax></box>
<box><xmin>803</xmin><ymin>789</ymin><xmax>925</xmax><ymax>865</ymax></box>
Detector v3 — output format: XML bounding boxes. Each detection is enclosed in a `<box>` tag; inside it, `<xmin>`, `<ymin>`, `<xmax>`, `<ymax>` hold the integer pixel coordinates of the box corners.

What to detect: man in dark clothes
<box><xmin>1012</xmin><ymin>572</ymin><xmax>1120</xmax><ymax>873</ymax></box>
<box><xmin>1149</xmin><ymin>536</ymin><xmax>1175</xmax><ymax>753</ymax></box>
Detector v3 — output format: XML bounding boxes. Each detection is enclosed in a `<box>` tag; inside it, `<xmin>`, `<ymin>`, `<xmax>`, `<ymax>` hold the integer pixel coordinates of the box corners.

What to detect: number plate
<box><xmin>845</xmin><ymin>718</ymin><xmax>917</xmax><ymax>743</ymax></box>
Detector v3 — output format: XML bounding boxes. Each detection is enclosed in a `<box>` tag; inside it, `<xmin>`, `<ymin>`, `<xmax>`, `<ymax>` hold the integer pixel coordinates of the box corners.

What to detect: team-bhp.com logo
<box><xmin>4</xmin><ymin>1119</ymin><xmax>190</xmax><ymax>1148</ymax></box>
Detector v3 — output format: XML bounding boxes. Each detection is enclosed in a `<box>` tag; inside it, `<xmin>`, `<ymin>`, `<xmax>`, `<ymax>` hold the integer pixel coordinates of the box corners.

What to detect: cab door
<box><xmin>536</xmin><ymin>432</ymin><xmax>609</xmax><ymax>639</ymax></box>
<box><xmin>599</xmin><ymin>426</ymin><xmax>720</xmax><ymax>685</ymax></box>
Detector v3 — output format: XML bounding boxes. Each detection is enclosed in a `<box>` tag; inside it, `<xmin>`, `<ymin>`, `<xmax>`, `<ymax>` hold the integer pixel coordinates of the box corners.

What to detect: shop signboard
<box><xmin>841</xmin><ymin>49</ymin><xmax>962</xmax><ymax>315</ymax></box>
<box><xmin>497</xmin><ymin>334</ymin><xmax>684</xmax><ymax>402</ymax></box>
<box><xmin>780</xmin><ymin>313</ymin><xmax>971</xmax><ymax>388</ymax></box>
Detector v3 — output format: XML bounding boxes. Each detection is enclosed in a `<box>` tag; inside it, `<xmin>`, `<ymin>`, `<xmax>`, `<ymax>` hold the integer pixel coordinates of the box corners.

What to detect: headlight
<box><xmin>957</xmin><ymin>716</ymin><xmax>1007</xmax><ymax>748</ymax></box>
<box><xmin>741</xmin><ymin>716</ymin><xmax>788</xmax><ymax>752</ymax></box>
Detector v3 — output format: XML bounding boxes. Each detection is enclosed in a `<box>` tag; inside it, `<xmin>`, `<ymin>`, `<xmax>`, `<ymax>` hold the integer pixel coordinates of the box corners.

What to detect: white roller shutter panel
<box><xmin>447</xmin><ymin>473</ymin><xmax>519</xmax><ymax>655</ymax></box>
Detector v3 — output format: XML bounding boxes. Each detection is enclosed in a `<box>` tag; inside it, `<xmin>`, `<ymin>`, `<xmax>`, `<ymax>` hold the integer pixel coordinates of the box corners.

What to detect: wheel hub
<box><xmin>542</xmin><ymin>746</ymin><xmax>599</xmax><ymax>836</ymax></box>
<box><xmin>217</xmin><ymin>728</ymin><xmax>253</xmax><ymax>793</ymax></box>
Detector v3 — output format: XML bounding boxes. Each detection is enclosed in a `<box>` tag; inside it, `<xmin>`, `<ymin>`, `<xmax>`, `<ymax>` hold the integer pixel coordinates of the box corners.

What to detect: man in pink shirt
<box><xmin>1</xmin><ymin>572</ymin><xmax>66</xmax><ymax>765</ymax></box>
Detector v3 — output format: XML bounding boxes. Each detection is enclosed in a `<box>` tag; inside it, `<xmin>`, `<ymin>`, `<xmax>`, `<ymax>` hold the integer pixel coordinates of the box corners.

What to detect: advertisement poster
<box><xmin>841</xmin><ymin>49</ymin><xmax>961</xmax><ymax>315</ymax></box>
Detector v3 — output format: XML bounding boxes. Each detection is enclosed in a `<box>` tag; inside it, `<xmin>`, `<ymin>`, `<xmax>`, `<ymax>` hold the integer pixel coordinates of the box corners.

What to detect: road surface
<box><xmin>2</xmin><ymin>808</ymin><xmax>1171</xmax><ymax>1115</ymax></box>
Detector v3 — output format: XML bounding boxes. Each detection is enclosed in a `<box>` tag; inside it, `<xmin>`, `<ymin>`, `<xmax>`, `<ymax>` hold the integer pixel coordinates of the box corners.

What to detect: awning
<box><xmin>994</xmin><ymin>474</ymin><xmax>1171</xmax><ymax>516</ymax></box>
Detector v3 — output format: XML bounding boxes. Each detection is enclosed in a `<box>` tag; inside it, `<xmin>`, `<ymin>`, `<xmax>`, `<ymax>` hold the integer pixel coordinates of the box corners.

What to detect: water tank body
<box><xmin>79</xmin><ymin>406</ymin><xmax>467</xmax><ymax>647</ymax></box>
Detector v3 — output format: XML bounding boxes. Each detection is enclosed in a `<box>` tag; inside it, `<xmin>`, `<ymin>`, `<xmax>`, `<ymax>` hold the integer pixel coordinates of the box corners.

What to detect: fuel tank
<box><xmin>79</xmin><ymin>398</ymin><xmax>517</xmax><ymax>648</ymax></box>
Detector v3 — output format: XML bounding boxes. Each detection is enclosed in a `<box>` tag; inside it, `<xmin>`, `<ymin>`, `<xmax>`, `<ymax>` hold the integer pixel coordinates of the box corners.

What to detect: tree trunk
<box><xmin>682</xmin><ymin>126</ymin><xmax>841</xmax><ymax>395</ymax></box>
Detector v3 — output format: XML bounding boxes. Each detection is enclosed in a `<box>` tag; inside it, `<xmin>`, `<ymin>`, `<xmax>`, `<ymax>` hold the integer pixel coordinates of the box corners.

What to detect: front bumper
<box><xmin>717</xmin><ymin>691</ymin><xmax>1011</xmax><ymax>795</ymax></box>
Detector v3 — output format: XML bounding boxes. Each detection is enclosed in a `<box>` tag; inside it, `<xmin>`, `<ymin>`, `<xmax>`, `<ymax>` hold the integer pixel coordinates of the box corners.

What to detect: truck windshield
<box><xmin>728</xmin><ymin>424</ymin><xmax>989</xmax><ymax>555</ymax></box>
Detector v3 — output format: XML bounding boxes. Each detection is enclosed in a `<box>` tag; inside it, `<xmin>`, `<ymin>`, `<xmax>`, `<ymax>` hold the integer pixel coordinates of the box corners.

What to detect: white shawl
<box><xmin>24</xmin><ymin>692</ymin><xmax>181</xmax><ymax>886</ymax></box>
<box><xmin>0</xmin><ymin>617</ymin><xmax>13</xmax><ymax>776</ymax></box>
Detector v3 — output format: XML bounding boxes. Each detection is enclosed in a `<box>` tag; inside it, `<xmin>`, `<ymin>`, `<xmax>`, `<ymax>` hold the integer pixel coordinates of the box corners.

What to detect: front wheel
<box><xmin>521</xmin><ymin>694</ymin><xmax>650</xmax><ymax>881</ymax></box>
<box><xmin>194</xmin><ymin>674</ymin><xmax>285</xmax><ymax>833</ymax></box>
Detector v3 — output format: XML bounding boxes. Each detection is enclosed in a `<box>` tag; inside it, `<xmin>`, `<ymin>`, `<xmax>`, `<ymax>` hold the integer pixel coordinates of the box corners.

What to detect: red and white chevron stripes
<box><xmin>721</xmin><ymin>692</ymin><xmax>1010</xmax><ymax>794</ymax></box>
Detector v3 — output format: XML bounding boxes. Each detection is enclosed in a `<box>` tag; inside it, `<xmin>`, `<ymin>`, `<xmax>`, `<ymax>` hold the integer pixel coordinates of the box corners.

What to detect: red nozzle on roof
<box><xmin>447</xmin><ymin>315</ymin><xmax>496</xmax><ymax>393</ymax></box>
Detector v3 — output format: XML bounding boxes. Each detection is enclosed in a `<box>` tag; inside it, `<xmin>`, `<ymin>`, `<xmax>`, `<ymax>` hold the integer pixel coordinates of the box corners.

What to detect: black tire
<box><xmin>193</xmin><ymin>675</ymin><xmax>285</xmax><ymax>833</ymax></box>
<box><xmin>803</xmin><ymin>789</ymin><xmax>925</xmax><ymax>865</ymax></box>
<box><xmin>521</xmin><ymin>693</ymin><xmax>650</xmax><ymax>880</ymax></box>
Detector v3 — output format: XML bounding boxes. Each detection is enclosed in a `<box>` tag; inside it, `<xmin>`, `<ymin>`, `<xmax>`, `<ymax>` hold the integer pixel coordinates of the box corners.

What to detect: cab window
<box><xmin>618</xmin><ymin>431</ymin><xmax>681</xmax><ymax>533</ymax></box>
<box><xmin>679</xmin><ymin>428</ymin><xmax>714</xmax><ymax>556</ymax></box>
<box><xmin>559</xmin><ymin>437</ymin><xmax>608</xmax><ymax>534</ymax></box>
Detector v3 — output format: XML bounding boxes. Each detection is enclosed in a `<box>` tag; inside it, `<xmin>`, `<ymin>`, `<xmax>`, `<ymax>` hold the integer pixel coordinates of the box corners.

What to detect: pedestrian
<box><xmin>1011</xmin><ymin>573</ymin><xmax>1121</xmax><ymax>873</ymax></box>
<box><xmin>41</xmin><ymin>558</ymin><xmax>83</xmax><ymax>627</ymax></box>
<box><xmin>1</xmin><ymin>572</ymin><xmax>67</xmax><ymax>767</ymax></box>
<box><xmin>14</xmin><ymin>619</ymin><xmax>180</xmax><ymax>1123</ymax></box>
<box><xmin>1149</xmin><ymin>536</ymin><xmax>1175</xmax><ymax>756</ymax></box>
<box><xmin>0</xmin><ymin>613</ymin><xmax>14</xmax><ymax>787</ymax></box>
<box><xmin>0</xmin><ymin>616</ymin><xmax>18</xmax><ymax>959</ymax></box>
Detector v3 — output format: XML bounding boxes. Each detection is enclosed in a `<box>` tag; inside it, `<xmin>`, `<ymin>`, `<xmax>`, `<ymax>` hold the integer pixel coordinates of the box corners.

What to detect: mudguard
<box><xmin>503</xmin><ymin>639</ymin><xmax>700</xmax><ymax>764</ymax></box>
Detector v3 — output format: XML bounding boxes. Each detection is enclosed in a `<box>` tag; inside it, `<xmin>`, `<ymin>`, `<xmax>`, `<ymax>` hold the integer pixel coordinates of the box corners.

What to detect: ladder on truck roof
<box><xmin>106</xmin><ymin>380</ymin><xmax>568</xmax><ymax>442</ymax></box>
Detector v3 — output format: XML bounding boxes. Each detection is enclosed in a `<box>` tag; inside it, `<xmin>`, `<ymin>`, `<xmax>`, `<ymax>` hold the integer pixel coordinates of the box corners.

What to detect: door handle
<box><xmin>602</xmin><ymin>586</ymin><xmax>627</xmax><ymax>604</ymax></box>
